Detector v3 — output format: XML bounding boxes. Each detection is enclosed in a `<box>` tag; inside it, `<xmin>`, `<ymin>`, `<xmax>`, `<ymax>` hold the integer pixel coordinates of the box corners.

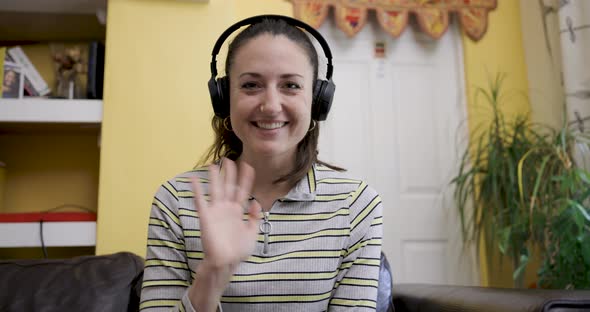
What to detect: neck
<box><xmin>237</xmin><ymin>150</ymin><xmax>296</xmax><ymax>197</ymax></box>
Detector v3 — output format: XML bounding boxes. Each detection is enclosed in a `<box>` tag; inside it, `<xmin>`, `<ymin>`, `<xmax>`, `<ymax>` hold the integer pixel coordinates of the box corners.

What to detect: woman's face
<box><xmin>229</xmin><ymin>34</ymin><xmax>314</xmax><ymax>160</ymax></box>
<box><xmin>4</xmin><ymin>71</ymin><xmax>16</xmax><ymax>85</ymax></box>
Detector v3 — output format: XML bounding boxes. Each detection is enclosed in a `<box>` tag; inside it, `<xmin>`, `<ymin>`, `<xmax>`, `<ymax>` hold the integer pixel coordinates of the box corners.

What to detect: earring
<box><xmin>223</xmin><ymin>117</ymin><xmax>233</xmax><ymax>132</ymax></box>
<box><xmin>308</xmin><ymin>120</ymin><xmax>316</xmax><ymax>132</ymax></box>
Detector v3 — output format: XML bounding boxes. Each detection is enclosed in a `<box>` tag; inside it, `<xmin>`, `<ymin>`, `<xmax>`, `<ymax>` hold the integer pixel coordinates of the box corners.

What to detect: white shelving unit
<box><xmin>0</xmin><ymin>222</ymin><xmax>96</xmax><ymax>247</ymax></box>
<box><xmin>0</xmin><ymin>1</ymin><xmax>106</xmax><ymax>252</ymax></box>
<box><xmin>0</xmin><ymin>98</ymin><xmax>102</xmax><ymax>248</ymax></box>
<box><xmin>0</xmin><ymin>98</ymin><xmax>103</xmax><ymax>123</ymax></box>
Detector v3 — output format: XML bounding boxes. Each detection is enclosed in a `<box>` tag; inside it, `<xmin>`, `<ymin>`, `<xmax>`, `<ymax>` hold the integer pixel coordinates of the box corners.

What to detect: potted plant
<box><xmin>526</xmin><ymin>126</ymin><xmax>590</xmax><ymax>289</ymax></box>
<box><xmin>451</xmin><ymin>73</ymin><xmax>590</xmax><ymax>288</ymax></box>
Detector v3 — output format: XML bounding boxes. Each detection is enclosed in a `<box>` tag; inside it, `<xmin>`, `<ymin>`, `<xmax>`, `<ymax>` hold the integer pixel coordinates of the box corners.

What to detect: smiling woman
<box><xmin>139</xmin><ymin>15</ymin><xmax>384</xmax><ymax>312</ymax></box>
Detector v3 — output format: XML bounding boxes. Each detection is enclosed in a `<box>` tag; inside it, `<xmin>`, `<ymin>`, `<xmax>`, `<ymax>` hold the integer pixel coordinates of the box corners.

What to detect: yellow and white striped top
<box><xmin>139</xmin><ymin>164</ymin><xmax>384</xmax><ymax>312</ymax></box>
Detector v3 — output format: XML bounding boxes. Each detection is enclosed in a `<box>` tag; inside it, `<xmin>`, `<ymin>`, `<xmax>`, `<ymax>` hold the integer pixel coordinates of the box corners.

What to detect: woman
<box><xmin>140</xmin><ymin>15</ymin><xmax>383</xmax><ymax>312</ymax></box>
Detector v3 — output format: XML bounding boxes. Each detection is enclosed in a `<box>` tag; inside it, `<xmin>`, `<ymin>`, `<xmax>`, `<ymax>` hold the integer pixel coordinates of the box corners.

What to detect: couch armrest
<box><xmin>392</xmin><ymin>284</ymin><xmax>590</xmax><ymax>312</ymax></box>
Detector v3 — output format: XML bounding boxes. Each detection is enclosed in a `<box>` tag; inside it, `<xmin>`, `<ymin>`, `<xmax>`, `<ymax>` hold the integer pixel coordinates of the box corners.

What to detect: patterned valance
<box><xmin>288</xmin><ymin>0</ymin><xmax>497</xmax><ymax>41</ymax></box>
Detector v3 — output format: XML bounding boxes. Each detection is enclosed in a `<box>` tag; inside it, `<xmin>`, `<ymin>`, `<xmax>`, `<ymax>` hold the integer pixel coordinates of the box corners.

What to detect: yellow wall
<box><xmin>96</xmin><ymin>0</ymin><xmax>291</xmax><ymax>257</ymax></box>
<box><xmin>461</xmin><ymin>0</ymin><xmax>532</xmax><ymax>287</ymax></box>
<box><xmin>462</xmin><ymin>0</ymin><xmax>531</xmax><ymax>130</ymax></box>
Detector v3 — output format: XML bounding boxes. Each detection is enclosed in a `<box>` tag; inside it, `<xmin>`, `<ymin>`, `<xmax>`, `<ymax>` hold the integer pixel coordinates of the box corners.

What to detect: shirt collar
<box><xmin>219</xmin><ymin>160</ymin><xmax>318</xmax><ymax>202</ymax></box>
<box><xmin>282</xmin><ymin>164</ymin><xmax>317</xmax><ymax>201</ymax></box>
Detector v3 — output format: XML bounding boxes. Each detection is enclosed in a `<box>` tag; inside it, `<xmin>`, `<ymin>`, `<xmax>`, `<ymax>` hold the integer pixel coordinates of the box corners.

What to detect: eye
<box><xmin>283</xmin><ymin>82</ymin><xmax>302</xmax><ymax>90</ymax></box>
<box><xmin>240</xmin><ymin>82</ymin><xmax>260</xmax><ymax>90</ymax></box>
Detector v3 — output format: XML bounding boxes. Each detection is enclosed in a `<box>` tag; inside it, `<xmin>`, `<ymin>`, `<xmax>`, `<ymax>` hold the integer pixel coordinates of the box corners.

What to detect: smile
<box><xmin>253</xmin><ymin>121</ymin><xmax>288</xmax><ymax>130</ymax></box>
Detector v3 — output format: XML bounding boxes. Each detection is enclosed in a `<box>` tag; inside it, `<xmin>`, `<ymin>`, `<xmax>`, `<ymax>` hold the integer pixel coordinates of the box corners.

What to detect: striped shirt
<box><xmin>139</xmin><ymin>163</ymin><xmax>384</xmax><ymax>311</ymax></box>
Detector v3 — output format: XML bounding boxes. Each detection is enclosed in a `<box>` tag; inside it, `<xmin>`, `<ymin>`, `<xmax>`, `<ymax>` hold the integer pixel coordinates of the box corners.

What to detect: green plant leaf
<box><xmin>513</xmin><ymin>252</ymin><xmax>529</xmax><ymax>283</ymax></box>
<box><xmin>575</xmin><ymin>169</ymin><xmax>590</xmax><ymax>185</ymax></box>
<box><xmin>498</xmin><ymin>227</ymin><xmax>510</xmax><ymax>255</ymax></box>
<box><xmin>568</xmin><ymin>199</ymin><xmax>590</xmax><ymax>224</ymax></box>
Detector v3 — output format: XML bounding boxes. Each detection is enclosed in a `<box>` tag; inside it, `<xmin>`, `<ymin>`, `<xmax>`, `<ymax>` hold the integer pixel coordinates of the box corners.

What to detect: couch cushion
<box><xmin>0</xmin><ymin>252</ymin><xmax>144</xmax><ymax>312</ymax></box>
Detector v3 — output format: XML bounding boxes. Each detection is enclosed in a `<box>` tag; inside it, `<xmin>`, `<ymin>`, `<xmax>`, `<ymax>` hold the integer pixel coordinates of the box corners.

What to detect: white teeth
<box><xmin>256</xmin><ymin>122</ymin><xmax>286</xmax><ymax>130</ymax></box>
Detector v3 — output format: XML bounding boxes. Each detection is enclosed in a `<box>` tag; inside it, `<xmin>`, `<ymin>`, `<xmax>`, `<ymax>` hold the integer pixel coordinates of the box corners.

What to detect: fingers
<box><xmin>222</xmin><ymin>158</ymin><xmax>238</xmax><ymax>201</ymax></box>
<box><xmin>236</xmin><ymin>162</ymin><xmax>255</xmax><ymax>204</ymax></box>
<box><xmin>208</xmin><ymin>164</ymin><xmax>221</xmax><ymax>202</ymax></box>
<box><xmin>209</xmin><ymin>158</ymin><xmax>256</xmax><ymax>216</ymax></box>
<box><xmin>191</xmin><ymin>177</ymin><xmax>207</xmax><ymax>213</ymax></box>
<box><xmin>246</xmin><ymin>200</ymin><xmax>262</xmax><ymax>233</ymax></box>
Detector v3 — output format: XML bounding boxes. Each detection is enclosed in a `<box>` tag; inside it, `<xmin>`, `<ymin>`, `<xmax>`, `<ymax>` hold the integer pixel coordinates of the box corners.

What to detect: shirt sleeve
<box><xmin>328</xmin><ymin>182</ymin><xmax>384</xmax><ymax>311</ymax></box>
<box><xmin>139</xmin><ymin>180</ymin><xmax>197</xmax><ymax>312</ymax></box>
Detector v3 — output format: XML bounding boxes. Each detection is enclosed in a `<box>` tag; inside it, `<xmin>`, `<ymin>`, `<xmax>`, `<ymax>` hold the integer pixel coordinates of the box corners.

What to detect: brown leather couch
<box><xmin>380</xmin><ymin>253</ymin><xmax>590</xmax><ymax>312</ymax></box>
<box><xmin>0</xmin><ymin>252</ymin><xmax>143</xmax><ymax>312</ymax></box>
<box><xmin>1</xmin><ymin>252</ymin><xmax>589</xmax><ymax>312</ymax></box>
<box><xmin>392</xmin><ymin>284</ymin><xmax>590</xmax><ymax>312</ymax></box>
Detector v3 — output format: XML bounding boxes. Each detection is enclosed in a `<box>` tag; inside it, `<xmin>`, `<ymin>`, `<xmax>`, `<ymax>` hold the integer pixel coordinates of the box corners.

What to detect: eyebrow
<box><xmin>238</xmin><ymin>72</ymin><xmax>304</xmax><ymax>79</ymax></box>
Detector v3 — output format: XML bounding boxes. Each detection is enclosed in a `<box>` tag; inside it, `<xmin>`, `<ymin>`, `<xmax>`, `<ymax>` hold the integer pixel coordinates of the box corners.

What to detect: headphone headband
<box><xmin>208</xmin><ymin>14</ymin><xmax>336</xmax><ymax>121</ymax></box>
<box><xmin>210</xmin><ymin>14</ymin><xmax>333</xmax><ymax>80</ymax></box>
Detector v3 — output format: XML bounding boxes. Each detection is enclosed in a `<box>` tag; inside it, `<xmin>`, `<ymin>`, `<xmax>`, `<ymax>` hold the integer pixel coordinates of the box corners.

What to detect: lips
<box><xmin>253</xmin><ymin>121</ymin><xmax>288</xmax><ymax>130</ymax></box>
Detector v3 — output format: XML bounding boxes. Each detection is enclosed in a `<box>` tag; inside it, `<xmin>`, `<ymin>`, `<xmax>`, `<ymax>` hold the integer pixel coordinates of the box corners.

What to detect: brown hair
<box><xmin>198</xmin><ymin>18</ymin><xmax>343</xmax><ymax>184</ymax></box>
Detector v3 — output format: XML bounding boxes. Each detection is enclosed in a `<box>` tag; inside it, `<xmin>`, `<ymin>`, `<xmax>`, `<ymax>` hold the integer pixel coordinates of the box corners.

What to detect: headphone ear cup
<box><xmin>312</xmin><ymin>79</ymin><xmax>335</xmax><ymax>121</ymax></box>
<box><xmin>209</xmin><ymin>76</ymin><xmax>230</xmax><ymax>118</ymax></box>
<box><xmin>219</xmin><ymin>76</ymin><xmax>230</xmax><ymax>112</ymax></box>
<box><xmin>208</xmin><ymin>77</ymin><xmax>223</xmax><ymax>117</ymax></box>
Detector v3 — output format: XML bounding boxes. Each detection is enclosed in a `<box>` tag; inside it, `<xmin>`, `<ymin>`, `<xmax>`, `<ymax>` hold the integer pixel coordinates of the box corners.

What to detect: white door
<box><xmin>317</xmin><ymin>19</ymin><xmax>478</xmax><ymax>285</ymax></box>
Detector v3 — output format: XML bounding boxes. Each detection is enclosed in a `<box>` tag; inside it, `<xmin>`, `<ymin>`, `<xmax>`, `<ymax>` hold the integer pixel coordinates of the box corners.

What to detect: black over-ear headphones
<box><xmin>208</xmin><ymin>14</ymin><xmax>336</xmax><ymax>121</ymax></box>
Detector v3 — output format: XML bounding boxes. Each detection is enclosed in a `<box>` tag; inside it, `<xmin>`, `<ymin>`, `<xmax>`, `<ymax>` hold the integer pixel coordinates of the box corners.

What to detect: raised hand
<box><xmin>191</xmin><ymin>158</ymin><xmax>261</xmax><ymax>270</ymax></box>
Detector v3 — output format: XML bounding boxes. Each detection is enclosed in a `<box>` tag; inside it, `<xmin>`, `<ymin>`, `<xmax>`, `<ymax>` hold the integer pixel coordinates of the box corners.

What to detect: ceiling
<box><xmin>0</xmin><ymin>0</ymin><xmax>106</xmax><ymax>14</ymax></box>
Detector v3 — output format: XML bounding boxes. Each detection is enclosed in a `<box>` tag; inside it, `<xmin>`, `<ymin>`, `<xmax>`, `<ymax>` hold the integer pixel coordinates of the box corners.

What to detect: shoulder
<box><xmin>314</xmin><ymin>165</ymin><xmax>382</xmax><ymax>237</ymax></box>
<box><xmin>314</xmin><ymin>163</ymin><xmax>362</xmax><ymax>184</ymax></box>
<box><xmin>172</xmin><ymin>165</ymin><xmax>212</xmax><ymax>186</ymax></box>
<box><xmin>314</xmin><ymin>164</ymin><xmax>381</xmax><ymax>201</ymax></box>
<box><xmin>154</xmin><ymin>165</ymin><xmax>211</xmax><ymax>199</ymax></box>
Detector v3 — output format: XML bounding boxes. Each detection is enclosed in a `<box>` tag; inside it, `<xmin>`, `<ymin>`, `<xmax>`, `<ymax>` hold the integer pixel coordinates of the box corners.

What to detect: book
<box><xmin>2</xmin><ymin>61</ymin><xmax>25</xmax><ymax>99</ymax></box>
<box><xmin>0</xmin><ymin>47</ymin><xmax>4</xmax><ymax>95</ymax></box>
<box><xmin>7</xmin><ymin>46</ymin><xmax>50</xmax><ymax>96</ymax></box>
<box><xmin>4</xmin><ymin>49</ymin><xmax>14</xmax><ymax>62</ymax></box>
<box><xmin>87</xmin><ymin>41</ymin><xmax>105</xmax><ymax>99</ymax></box>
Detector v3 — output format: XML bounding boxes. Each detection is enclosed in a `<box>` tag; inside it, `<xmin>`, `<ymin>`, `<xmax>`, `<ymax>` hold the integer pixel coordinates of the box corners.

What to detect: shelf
<box><xmin>0</xmin><ymin>98</ymin><xmax>102</xmax><ymax>124</ymax></box>
<box><xmin>0</xmin><ymin>4</ymin><xmax>104</xmax><ymax>255</ymax></box>
<box><xmin>0</xmin><ymin>222</ymin><xmax>96</xmax><ymax>247</ymax></box>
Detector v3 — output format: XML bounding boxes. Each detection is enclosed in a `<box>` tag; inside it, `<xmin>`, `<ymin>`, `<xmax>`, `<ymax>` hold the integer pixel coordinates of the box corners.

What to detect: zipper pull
<box><xmin>260</xmin><ymin>211</ymin><xmax>272</xmax><ymax>254</ymax></box>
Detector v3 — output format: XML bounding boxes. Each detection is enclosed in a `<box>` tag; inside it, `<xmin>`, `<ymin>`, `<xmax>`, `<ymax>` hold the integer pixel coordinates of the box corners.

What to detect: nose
<box><xmin>262</xmin><ymin>86</ymin><xmax>282</xmax><ymax>114</ymax></box>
